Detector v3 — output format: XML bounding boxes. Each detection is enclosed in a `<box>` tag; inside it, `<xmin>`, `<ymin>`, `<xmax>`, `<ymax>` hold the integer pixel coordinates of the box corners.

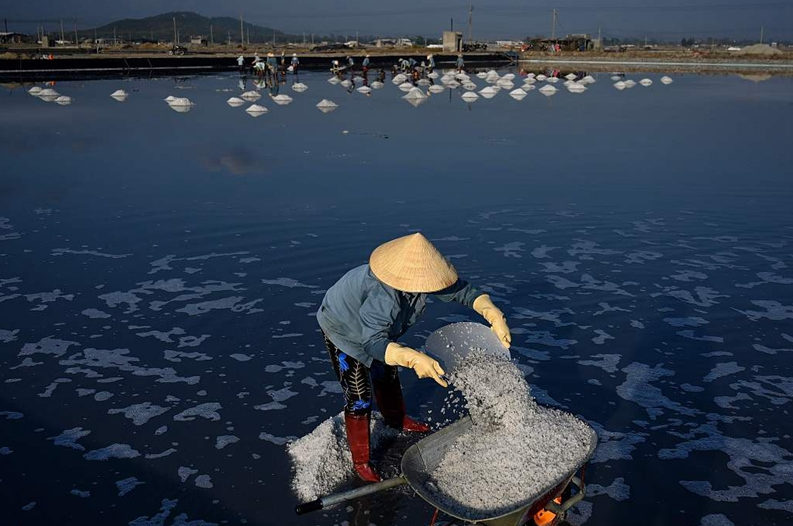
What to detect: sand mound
<box><xmin>736</xmin><ymin>44</ymin><xmax>782</xmax><ymax>56</ymax></box>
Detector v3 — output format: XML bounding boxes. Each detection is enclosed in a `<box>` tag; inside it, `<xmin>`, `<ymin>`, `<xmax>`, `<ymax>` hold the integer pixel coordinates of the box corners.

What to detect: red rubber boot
<box><xmin>344</xmin><ymin>411</ymin><xmax>382</xmax><ymax>482</ymax></box>
<box><xmin>373</xmin><ymin>378</ymin><xmax>431</xmax><ymax>433</ymax></box>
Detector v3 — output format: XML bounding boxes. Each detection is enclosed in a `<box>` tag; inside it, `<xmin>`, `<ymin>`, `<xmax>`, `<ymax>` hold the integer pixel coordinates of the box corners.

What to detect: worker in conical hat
<box><xmin>317</xmin><ymin>233</ymin><xmax>511</xmax><ymax>482</ymax></box>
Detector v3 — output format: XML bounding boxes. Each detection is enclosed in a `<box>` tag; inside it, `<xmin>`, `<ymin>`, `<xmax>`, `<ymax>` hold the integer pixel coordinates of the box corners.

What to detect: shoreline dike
<box><xmin>1</xmin><ymin>49</ymin><xmax>792</xmax><ymax>80</ymax></box>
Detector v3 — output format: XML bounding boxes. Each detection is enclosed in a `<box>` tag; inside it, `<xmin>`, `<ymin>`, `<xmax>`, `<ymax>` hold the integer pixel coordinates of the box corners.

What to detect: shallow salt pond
<box><xmin>0</xmin><ymin>69</ymin><xmax>792</xmax><ymax>526</ymax></box>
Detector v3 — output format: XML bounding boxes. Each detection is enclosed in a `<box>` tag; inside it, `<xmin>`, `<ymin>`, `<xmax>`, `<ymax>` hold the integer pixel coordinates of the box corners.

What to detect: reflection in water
<box><xmin>201</xmin><ymin>148</ymin><xmax>271</xmax><ymax>175</ymax></box>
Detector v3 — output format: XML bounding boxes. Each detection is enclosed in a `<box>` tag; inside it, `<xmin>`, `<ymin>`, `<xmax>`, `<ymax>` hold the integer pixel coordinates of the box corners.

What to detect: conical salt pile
<box><xmin>227</xmin><ymin>97</ymin><xmax>246</xmax><ymax>107</ymax></box>
<box><xmin>245</xmin><ymin>104</ymin><xmax>268</xmax><ymax>117</ymax></box>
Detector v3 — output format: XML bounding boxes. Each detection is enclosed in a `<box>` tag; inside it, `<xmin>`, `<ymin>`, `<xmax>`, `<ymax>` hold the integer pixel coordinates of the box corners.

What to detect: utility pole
<box><xmin>760</xmin><ymin>25</ymin><xmax>764</xmax><ymax>44</ymax></box>
<box><xmin>173</xmin><ymin>17</ymin><xmax>177</xmax><ymax>44</ymax></box>
<box><xmin>303</xmin><ymin>31</ymin><xmax>306</xmax><ymax>45</ymax></box>
<box><xmin>210</xmin><ymin>24</ymin><xmax>213</xmax><ymax>45</ymax></box>
<box><xmin>311</xmin><ymin>33</ymin><xmax>314</xmax><ymax>45</ymax></box>
<box><xmin>74</xmin><ymin>19</ymin><xmax>78</xmax><ymax>47</ymax></box>
<box><xmin>551</xmin><ymin>9</ymin><xmax>557</xmax><ymax>41</ymax></box>
<box><xmin>272</xmin><ymin>30</ymin><xmax>275</xmax><ymax>46</ymax></box>
<box><xmin>597</xmin><ymin>27</ymin><xmax>602</xmax><ymax>48</ymax></box>
<box><xmin>451</xmin><ymin>18</ymin><xmax>454</xmax><ymax>32</ymax></box>
<box><xmin>240</xmin><ymin>13</ymin><xmax>244</xmax><ymax>47</ymax></box>
<box><xmin>60</xmin><ymin>19</ymin><xmax>65</xmax><ymax>42</ymax></box>
<box><xmin>468</xmin><ymin>5</ymin><xmax>473</xmax><ymax>44</ymax></box>
<box><xmin>114</xmin><ymin>27</ymin><xmax>117</xmax><ymax>46</ymax></box>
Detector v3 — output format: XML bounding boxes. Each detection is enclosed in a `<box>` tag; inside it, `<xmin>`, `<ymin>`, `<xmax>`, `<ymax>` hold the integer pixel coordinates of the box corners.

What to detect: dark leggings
<box><xmin>323</xmin><ymin>332</ymin><xmax>398</xmax><ymax>415</ymax></box>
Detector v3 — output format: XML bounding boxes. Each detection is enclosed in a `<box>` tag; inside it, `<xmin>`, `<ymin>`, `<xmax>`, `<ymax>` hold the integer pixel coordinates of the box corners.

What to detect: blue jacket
<box><xmin>317</xmin><ymin>264</ymin><xmax>481</xmax><ymax>367</ymax></box>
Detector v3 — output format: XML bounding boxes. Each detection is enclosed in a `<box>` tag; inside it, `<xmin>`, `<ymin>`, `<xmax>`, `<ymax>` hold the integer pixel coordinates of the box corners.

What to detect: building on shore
<box><xmin>443</xmin><ymin>31</ymin><xmax>463</xmax><ymax>52</ymax></box>
<box><xmin>526</xmin><ymin>34</ymin><xmax>594</xmax><ymax>52</ymax></box>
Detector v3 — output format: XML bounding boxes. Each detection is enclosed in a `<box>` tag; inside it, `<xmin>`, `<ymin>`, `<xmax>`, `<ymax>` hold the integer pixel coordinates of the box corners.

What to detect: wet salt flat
<box><xmin>1</xmin><ymin>69</ymin><xmax>793</xmax><ymax>526</ymax></box>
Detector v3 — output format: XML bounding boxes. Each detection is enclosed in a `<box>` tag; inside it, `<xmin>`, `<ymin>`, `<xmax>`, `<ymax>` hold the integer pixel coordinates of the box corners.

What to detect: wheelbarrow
<box><xmin>295</xmin><ymin>413</ymin><xmax>596</xmax><ymax>525</ymax></box>
<box><xmin>295</xmin><ymin>322</ymin><xmax>598</xmax><ymax>525</ymax></box>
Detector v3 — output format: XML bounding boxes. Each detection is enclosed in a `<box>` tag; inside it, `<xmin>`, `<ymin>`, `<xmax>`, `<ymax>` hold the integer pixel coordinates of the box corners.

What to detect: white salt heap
<box><xmin>430</xmin><ymin>351</ymin><xmax>595</xmax><ymax>517</ymax></box>
<box><xmin>288</xmin><ymin>412</ymin><xmax>398</xmax><ymax>502</ymax></box>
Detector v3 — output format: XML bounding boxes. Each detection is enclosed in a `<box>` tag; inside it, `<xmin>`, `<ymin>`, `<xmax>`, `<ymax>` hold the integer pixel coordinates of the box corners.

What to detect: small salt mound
<box><xmin>623</xmin><ymin>79</ymin><xmax>637</xmax><ymax>88</ymax></box>
<box><xmin>476</xmin><ymin>72</ymin><xmax>487</xmax><ymax>79</ymax></box>
<box><xmin>461</xmin><ymin>91</ymin><xmax>479</xmax><ymax>102</ymax></box>
<box><xmin>444</xmin><ymin>79</ymin><xmax>461</xmax><ymax>89</ymax></box>
<box><xmin>479</xmin><ymin>86</ymin><xmax>497</xmax><ymax>99</ymax></box>
<box><xmin>403</xmin><ymin>87</ymin><xmax>427</xmax><ymax>100</ymax></box>
<box><xmin>356</xmin><ymin>86</ymin><xmax>372</xmax><ymax>94</ymax></box>
<box><xmin>661</xmin><ymin>76</ymin><xmax>674</xmax><ymax>85</ymax></box>
<box><xmin>539</xmin><ymin>85</ymin><xmax>557</xmax><ymax>96</ymax></box>
<box><xmin>168</xmin><ymin>97</ymin><xmax>193</xmax><ymax>106</ymax></box>
<box><xmin>509</xmin><ymin>88</ymin><xmax>527</xmax><ymax>100</ymax></box>
<box><xmin>241</xmin><ymin>91</ymin><xmax>261</xmax><ymax>101</ymax></box>
<box><xmin>392</xmin><ymin>74</ymin><xmax>407</xmax><ymax>84</ymax></box>
<box><xmin>613</xmin><ymin>81</ymin><xmax>627</xmax><ymax>90</ymax></box>
<box><xmin>536</xmin><ymin>74</ymin><xmax>548</xmax><ymax>81</ymax></box>
<box><xmin>523</xmin><ymin>77</ymin><xmax>536</xmax><ymax>85</ymax></box>
<box><xmin>565</xmin><ymin>73</ymin><xmax>578</xmax><ymax>81</ymax></box>
<box><xmin>370</xmin><ymin>81</ymin><xmax>385</xmax><ymax>89</ymax></box>
<box><xmin>582</xmin><ymin>75</ymin><xmax>596</xmax><ymax>84</ymax></box>
<box><xmin>462</xmin><ymin>82</ymin><xmax>477</xmax><ymax>91</ymax></box>
<box><xmin>327</xmin><ymin>77</ymin><xmax>341</xmax><ymax>85</ymax></box>
<box><xmin>567</xmin><ymin>83</ymin><xmax>587</xmax><ymax>94</ymax></box>
<box><xmin>272</xmin><ymin>94</ymin><xmax>293</xmax><ymax>105</ymax></box>
<box><xmin>546</xmin><ymin>76</ymin><xmax>559</xmax><ymax>84</ymax></box>
<box><xmin>418</xmin><ymin>78</ymin><xmax>431</xmax><ymax>86</ymax></box>
<box><xmin>227</xmin><ymin>97</ymin><xmax>245</xmax><ymax>107</ymax></box>
<box><xmin>428</xmin><ymin>72</ymin><xmax>439</xmax><ymax>79</ymax></box>
<box><xmin>164</xmin><ymin>95</ymin><xmax>176</xmax><ymax>103</ymax></box>
<box><xmin>611</xmin><ymin>75</ymin><xmax>623</xmax><ymax>82</ymax></box>
<box><xmin>110</xmin><ymin>89</ymin><xmax>128</xmax><ymax>101</ymax></box>
<box><xmin>501</xmin><ymin>73</ymin><xmax>515</xmax><ymax>81</ymax></box>
<box><xmin>288</xmin><ymin>412</ymin><xmax>399</xmax><ymax>502</ymax></box>
<box><xmin>245</xmin><ymin>104</ymin><xmax>268</xmax><ymax>116</ymax></box>
<box><xmin>316</xmin><ymin>99</ymin><xmax>338</xmax><ymax>113</ymax></box>
<box><xmin>639</xmin><ymin>78</ymin><xmax>653</xmax><ymax>87</ymax></box>
<box><xmin>428</xmin><ymin>84</ymin><xmax>445</xmax><ymax>94</ymax></box>
<box><xmin>430</xmin><ymin>351</ymin><xmax>595</xmax><ymax>517</ymax></box>
<box><xmin>496</xmin><ymin>79</ymin><xmax>514</xmax><ymax>90</ymax></box>
<box><xmin>291</xmin><ymin>83</ymin><xmax>308</xmax><ymax>92</ymax></box>
<box><xmin>28</xmin><ymin>86</ymin><xmax>43</xmax><ymax>95</ymax></box>
<box><xmin>55</xmin><ymin>95</ymin><xmax>72</xmax><ymax>105</ymax></box>
<box><xmin>340</xmin><ymin>79</ymin><xmax>352</xmax><ymax>88</ymax></box>
<box><xmin>38</xmin><ymin>88</ymin><xmax>59</xmax><ymax>97</ymax></box>
<box><xmin>398</xmin><ymin>82</ymin><xmax>414</xmax><ymax>92</ymax></box>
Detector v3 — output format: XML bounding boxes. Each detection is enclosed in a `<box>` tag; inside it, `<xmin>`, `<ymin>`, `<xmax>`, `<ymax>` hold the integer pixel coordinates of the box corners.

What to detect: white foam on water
<box><xmin>587</xmin><ymin>477</ymin><xmax>631</xmax><ymax>501</ymax></box>
<box><xmin>130</xmin><ymin>498</ymin><xmax>218</xmax><ymax>526</ymax></box>
<box><xmin>84</xmin><ymin>443</ymin><xmax>141</xmax><ymax>460</ymax></box>
<box><xmin>49</xmin><ymin>427</ymin><xmax>91</xmax><ymax>451</ymax></box>
<box><xmin>116</xmin><ymin>476</ymin><xmax>145</xmax><ymax>496</ymax></box>
<box><xmin>194</xmin><ymin>474</ymin><xmax>213</xmax><ymax>488</ymax></box>
<box><xmin>173</xmin><ymin>403</ymin><xmax>221</xmax><ymax>421</ymax></box>
<box><xmin>108</xmin><ymin>402</ymin><xmax>170</xmax><ymax>425</ymax></box>
<box><xmin>215</xmin><ymin>435</ymin><xmax>239</xmax><ymax>449</ymax></box>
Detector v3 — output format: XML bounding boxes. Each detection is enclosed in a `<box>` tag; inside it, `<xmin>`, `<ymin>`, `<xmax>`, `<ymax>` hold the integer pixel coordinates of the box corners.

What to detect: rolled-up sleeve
<box><xmin>359</xmin><ymin>291</ymin><xmax>398</xmax><ymax>363</ymax></box>
<box><xmin>433</xmin><ymin>279</ymin><xmax>481</xmax><ymax>308</ymax></box>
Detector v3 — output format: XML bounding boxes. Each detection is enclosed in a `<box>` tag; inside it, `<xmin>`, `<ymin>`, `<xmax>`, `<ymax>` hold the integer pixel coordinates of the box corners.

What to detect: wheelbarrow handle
<box><xmin>295</xmin><ymin>476</ymin><xmax>407</xmax><ymax>515</ymax></box>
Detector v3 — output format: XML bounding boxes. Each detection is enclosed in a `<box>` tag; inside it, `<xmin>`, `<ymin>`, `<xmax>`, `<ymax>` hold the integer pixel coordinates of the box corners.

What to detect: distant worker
<box><xmin>426</xmin><ymin>54</ymin><xmax>435</xmax><ymax>73</ymax></box>
<box><xmin>456</xmin><ymin>54</ymin><xmax>465</xmax><ymax>72</ymax></box>
<box><xmin>408</xmin><ymin>57</ymin><xmax>417</xmax><ymax>69</ymax></box>
<box><xmin>346</xmin><ymin>56</ymin><xmax>355</xmax><ymax>71</ymax></box>
<box><xmin>237</xmin><ymin>54</ymin><xmax>245</xmax><ymax>74</ymax></box>
<box><xmin>399</xmin><ymin>58</ymin><xmax>410</xmax><ymax>72</ymax></box>
<box><xmin>362</xmin><ymin>54</ymin><xmax>370</xmax><ymax>74</ymax></box>
<box><xmin>266</xmin><ymin>52</ymin><xmax>278</xmax><ymax>75</ymax></box>
<box><xmin>291</xmin><ymin>53</ymin><xmax>299</xmax><ymax>73</ymax></box>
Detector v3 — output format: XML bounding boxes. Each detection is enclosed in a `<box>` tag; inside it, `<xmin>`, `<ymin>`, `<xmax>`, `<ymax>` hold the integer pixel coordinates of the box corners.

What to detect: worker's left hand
<box><xmin>473</xmin><ymin>294</ymin><xmax>512</xmax><ymax>349</ymax></box>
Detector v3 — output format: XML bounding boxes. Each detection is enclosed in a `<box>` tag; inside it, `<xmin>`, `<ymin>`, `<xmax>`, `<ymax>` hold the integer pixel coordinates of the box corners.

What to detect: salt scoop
<box><xmin>424</xmin><ymin>322</ymin><xmax>510</xmax><ymax>379</ymax></box>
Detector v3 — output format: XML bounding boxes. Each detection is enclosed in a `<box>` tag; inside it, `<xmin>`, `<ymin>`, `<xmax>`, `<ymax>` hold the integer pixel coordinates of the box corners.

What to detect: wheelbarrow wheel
<box><xmin>532</xmin><ymin>497</ymin><xmax>563</xmax><ymax>526</ymax></box>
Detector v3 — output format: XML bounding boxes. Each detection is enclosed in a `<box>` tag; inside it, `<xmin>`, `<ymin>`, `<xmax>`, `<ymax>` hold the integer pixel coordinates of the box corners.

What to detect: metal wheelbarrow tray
<box><xmin>296</xmin><ymin>413</ymin><xmax>598</xmax><ymax>526</ymax></box>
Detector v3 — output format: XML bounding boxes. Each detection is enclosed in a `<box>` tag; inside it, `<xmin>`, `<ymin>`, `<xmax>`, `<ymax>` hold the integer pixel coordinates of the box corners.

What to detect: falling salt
<box><xmin>430</xmin><ymin>351</ymin><xmax>595</xmax><ymax>517</ymax></box>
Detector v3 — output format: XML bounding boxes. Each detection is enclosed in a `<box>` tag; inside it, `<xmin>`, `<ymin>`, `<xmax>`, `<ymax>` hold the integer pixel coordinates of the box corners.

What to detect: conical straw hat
<box><xmin>369</xmin><ymin>233</ymin><xmax>458</xmax><ymax>293</ymax></box>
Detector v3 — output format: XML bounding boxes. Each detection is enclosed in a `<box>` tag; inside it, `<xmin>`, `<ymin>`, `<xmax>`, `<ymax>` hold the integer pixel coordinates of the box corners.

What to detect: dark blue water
<box><xmin>1</xmin><ymin>70</ymin><xmax>792</xmax><ymax>526</ymax></box>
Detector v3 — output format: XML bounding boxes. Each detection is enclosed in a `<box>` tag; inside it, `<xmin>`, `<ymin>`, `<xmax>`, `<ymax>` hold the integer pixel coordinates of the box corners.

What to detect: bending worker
<box><xmin>317</xmin><ymin>233</ymin><xmax>511</xmax><ymax>482</ymax></box>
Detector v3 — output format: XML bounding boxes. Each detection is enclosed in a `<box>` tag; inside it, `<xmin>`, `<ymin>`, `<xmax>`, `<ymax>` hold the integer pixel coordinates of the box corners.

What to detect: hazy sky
<box><xmin>2</xmin><ymin>0</ymin><xmax>791</xmax><ymax>40</ymax></box>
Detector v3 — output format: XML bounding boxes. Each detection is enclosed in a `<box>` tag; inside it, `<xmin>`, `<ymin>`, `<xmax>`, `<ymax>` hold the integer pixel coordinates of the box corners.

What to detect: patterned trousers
<box><xmin>323</xmin><ymin>332</ymin><xmax>399</xmax><ymax>415</ymax></box>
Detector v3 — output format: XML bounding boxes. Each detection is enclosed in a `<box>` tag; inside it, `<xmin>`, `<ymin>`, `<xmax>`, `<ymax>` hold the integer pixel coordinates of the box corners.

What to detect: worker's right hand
<box><xmin>385</xmin><ymin>342</ymin><xmax>447</xmax><ymax>388</ymax></box>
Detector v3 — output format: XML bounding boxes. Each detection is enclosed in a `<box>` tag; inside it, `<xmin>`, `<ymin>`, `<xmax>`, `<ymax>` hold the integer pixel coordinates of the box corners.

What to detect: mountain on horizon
<box><xmin>79</xmin><ymin>12</ymin><xmax>294</xmax><ymax>44</ymax></box>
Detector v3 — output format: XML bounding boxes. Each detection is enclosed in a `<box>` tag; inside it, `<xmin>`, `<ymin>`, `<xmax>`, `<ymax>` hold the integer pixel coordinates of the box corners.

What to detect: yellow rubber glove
<box><xmin>473</xmin><ymin>294</ymin><xmax>512</xmax><ymax>348</ymax></box>
<box><xmin>384</xmin><ymin>342</ymin><xmax>448</xmax><ymax>388</ymax></box>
